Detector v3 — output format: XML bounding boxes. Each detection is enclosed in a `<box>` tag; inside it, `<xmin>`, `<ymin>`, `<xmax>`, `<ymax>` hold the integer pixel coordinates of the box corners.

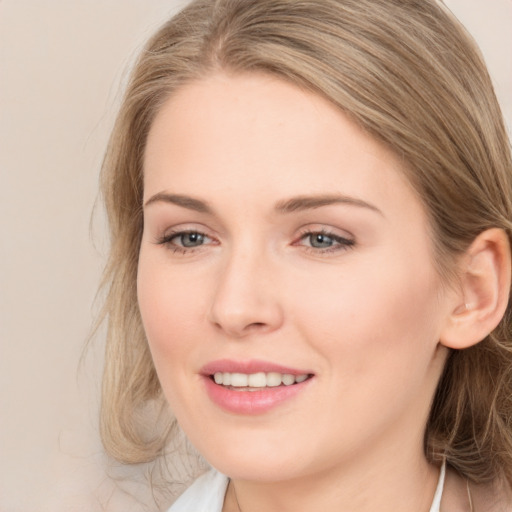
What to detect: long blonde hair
<box><xmin>99</xmin><ymin>0</ymin><xmax>512</xmax><ymax>484</ymax></box>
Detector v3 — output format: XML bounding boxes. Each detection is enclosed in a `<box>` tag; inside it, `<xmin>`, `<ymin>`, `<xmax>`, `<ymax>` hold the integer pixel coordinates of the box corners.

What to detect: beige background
<box><xmin>1</xmin><ymin>1</ymin><xmax>511</xmax><ymax>511</ymax></box>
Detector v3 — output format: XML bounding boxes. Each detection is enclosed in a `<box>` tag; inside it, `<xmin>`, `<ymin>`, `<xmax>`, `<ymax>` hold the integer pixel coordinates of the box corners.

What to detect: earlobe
<box><xmin>440</xmin><ymin>228</ymin><xmax>511</xmax><ymax>350</ymax></box>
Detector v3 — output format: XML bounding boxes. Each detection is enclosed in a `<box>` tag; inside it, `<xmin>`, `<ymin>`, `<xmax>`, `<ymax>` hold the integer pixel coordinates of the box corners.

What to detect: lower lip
<box><xmin>202</xmin><ymin>376</ymin><xmax>312</xmax><ymax>415</ymax></box>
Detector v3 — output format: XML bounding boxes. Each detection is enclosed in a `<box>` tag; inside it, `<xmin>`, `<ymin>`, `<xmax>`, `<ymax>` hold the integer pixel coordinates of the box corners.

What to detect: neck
<box><xmin>225</xmin><ymin>440</ymin><xmax>439</xmax><ymax>512</ymax></box>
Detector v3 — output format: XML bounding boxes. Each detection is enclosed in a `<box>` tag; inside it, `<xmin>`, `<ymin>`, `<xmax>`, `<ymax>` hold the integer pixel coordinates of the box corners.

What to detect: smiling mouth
<box><xmin>210</xmin><ymin>371</ymin><xmax>313</xmax><ymax>391</ymax></box>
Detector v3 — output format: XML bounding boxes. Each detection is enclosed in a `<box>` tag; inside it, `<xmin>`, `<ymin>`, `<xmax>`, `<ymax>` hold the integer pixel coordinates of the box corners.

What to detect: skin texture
<box><xmin>138</xmin><ymin>72</ymin><xmax>461</xmax><ymax>512</ymax></box>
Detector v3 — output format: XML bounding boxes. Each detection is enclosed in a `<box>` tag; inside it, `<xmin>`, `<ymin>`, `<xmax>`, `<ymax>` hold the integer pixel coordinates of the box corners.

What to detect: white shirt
<box><xmin>168</xmin><ymin>462</ymin><xmax>446</xmax><ymax>512</ymax></box>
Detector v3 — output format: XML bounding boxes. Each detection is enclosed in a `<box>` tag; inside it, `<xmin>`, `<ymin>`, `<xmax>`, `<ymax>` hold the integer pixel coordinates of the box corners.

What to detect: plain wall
<box><xmin>1</xmin><ymin>1</ymin><xmax>511</xmax><ymax>511</ymax></box>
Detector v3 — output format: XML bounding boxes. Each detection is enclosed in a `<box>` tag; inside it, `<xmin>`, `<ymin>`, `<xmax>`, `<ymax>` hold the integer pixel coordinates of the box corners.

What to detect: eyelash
<box><xmin>156</xmin><ymin>228</ymin><xmax>355</xmax><ymax>255</ymax></box>
<box><xmin>295</xmin><ymin>228</ymin><xmax>355</xmax><ymax>254</ymax></box>
<box><xmin>156</xmin><ymin>230</ymin><xmax>214</xmax><ymax>254</ymax></box>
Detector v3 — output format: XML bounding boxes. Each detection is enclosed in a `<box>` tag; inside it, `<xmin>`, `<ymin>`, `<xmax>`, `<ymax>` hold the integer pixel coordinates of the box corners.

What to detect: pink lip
<box><xmin>200</xmin><ymin>359</ymin><xmax>311</xmax><ymax>376</ymax></box>
<box><xmin>200</xmin><ymin>359</ymin><xmax>314</xmax><ymax>415</ymax></box>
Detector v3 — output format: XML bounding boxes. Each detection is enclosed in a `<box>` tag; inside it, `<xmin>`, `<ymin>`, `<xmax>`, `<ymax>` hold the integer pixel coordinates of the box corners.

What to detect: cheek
<box><xmin>289</xmin><ymin>254</ymin><xmax>444</xmax><ymax>373</ymax></box>
<box><xmin>137</xmin><ymin>253</ymin><xmax>203</xmax><ymax>372</ymax></box>
<box><xmin>137</xmin><ymin>257</ymin><xmax>214</xmax><ymax>423</ymax></box>
<box><xmin>286</xmin><ymin>258</ymin><xmax>446</xmax><ymax>446</ymax></box>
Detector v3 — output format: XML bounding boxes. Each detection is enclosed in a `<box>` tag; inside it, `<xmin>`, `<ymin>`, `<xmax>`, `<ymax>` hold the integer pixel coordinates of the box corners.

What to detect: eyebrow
<box><xmin>144</xmin><ymin>192</ymin><xmax>213</xmax><ymax>213</ymax></box>
<box><xmin>144</xmin><ymin>192</ymin><xmax>383</xmax><ymax>216</ymax></box>
<box><xmin>275</xmin><ymin>194</ymin><xmax>383</xmax><ymax>216</ymax></box>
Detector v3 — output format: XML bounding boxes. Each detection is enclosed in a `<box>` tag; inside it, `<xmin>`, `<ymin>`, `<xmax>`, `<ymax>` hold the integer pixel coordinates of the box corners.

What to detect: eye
<box><xmin>297</xmin><ymin>229</ymin><xmax>355</xmax><ymax>253</ymax></box>
<box><xmin>174</xmin><ymin>231</ymin><xmax>207</xmax><ymax>248</ymax></box>
<box><xmin>156</xmin><ymin>230</ymin><xmax>214</xmax><ymax>252</ymax></box>
<box><xmin>308</xmin><ymin>232</ymin><xmax>337</xmax><ymax>249</ymax></box>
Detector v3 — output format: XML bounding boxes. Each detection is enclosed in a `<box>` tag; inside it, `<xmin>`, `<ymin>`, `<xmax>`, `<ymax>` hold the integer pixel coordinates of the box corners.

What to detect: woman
<box><xmin>98</xmin><ymin>0</ymin><xmax>512</xmax><ymax>510</ymax></box>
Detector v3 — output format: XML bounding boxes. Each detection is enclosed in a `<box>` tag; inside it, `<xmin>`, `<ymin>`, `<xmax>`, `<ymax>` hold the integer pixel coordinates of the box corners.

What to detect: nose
<box><xmin>208</xmin><ymin>247</ymin><xmax>284</xmax><ymax>338</ymax></box>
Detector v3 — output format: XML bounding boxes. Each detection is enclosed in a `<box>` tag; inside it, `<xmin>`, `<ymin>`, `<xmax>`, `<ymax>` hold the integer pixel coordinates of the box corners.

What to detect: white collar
<box><xmin>429</xmin><ymin>461</ymin><xmax>446</xmax><ymax>512</ymax></box>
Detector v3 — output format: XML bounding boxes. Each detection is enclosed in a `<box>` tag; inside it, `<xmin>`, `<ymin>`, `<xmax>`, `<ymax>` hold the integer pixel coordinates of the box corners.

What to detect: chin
<box><xmin>210</xmin><ymin>454</ymin><xmax>304</xmax><ymax>483</ymax></box>
<box><xmin>191</xmin><ymin>430</ymin><xmax>309</xmax><ymax>482</ymax></box>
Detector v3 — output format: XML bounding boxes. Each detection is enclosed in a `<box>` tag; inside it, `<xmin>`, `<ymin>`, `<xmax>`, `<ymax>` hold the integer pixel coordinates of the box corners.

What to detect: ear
<box><xmin>440</xmin><ymin>228</ymin><xmax>511</xmax><ymax>350</ymax></box>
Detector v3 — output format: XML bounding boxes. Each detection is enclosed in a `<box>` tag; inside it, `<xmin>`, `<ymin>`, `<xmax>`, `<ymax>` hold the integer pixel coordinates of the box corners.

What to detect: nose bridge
<box><xmin>208</xmin><ymin>238</ymin><xmax>283</xmax><ymax>337</ymax></box>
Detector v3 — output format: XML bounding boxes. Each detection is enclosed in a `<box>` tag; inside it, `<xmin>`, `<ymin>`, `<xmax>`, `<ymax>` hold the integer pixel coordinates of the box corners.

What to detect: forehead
<box><xmin>143</xmin><ymin>72</ymin><xmax>420</xmax><ymax>218</ymax></box>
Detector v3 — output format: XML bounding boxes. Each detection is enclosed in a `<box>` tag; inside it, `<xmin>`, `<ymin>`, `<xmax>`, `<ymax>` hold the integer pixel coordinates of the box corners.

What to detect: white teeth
<box><xmin>266</xmin><ymin>372</ymin><xmax>282</xmax><ymax>387</ymax></box>
<box><xmin>248</xmin><ymin>372</ymin><xmax>266</xmax><ymax>387</ymax></box>
<box><xmin>231</xmin><ymin>373</ymin><xmax>248</xmax><ymax>387</ymax></box>
<box><xmin>212</xmin><ymin>371</ymin><xmax>309</xmax><ymax>388</ymax></box>
<box><xmin>282</xmin><ymin>374</ymin><xmax>295</xmax><ymax>386</ymax></box>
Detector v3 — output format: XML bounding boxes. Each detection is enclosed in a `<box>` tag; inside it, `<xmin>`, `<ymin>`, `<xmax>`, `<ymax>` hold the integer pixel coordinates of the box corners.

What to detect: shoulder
<box><xmin>167</xmin><ymin>468</ymin><xmax>229</xmax><ymax>512</ymax></box>
<box><xmin>442</xmin><ymin>465</ymin><xmax>512</xmax><ymax>512</ymax></box>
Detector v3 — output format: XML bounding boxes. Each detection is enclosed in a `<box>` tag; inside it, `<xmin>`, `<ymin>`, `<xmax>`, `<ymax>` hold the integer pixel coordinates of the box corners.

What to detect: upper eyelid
<box><xmin>296</xmin><ymin>231</ymin><xmax>355</xmax><ymax>246</ymax></box>
<box><xmin>296</xmin><ymin>224</ymin><xmax>354</xmax><ymax>240</ymax></box>
<box><xmin>158</xmin><ymin>228</ymin><xmax>213</xmax><ymax>243</ymax></box>
<box><xmin>302</xmin><ymin>231</ymin><xmax>353</xmax><ymax>241</ymax></box>
<box><xmin>159</xmin><ymin>223</ymin><xmax>218</xmax><ymax>238</ymax></box>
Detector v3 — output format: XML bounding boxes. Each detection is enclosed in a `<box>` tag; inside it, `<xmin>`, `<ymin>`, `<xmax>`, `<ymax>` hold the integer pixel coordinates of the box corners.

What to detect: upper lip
<box><xmin>200</xmin><ymin>359</ymin><xmax>313</xmax><ymax>376</ymax></box>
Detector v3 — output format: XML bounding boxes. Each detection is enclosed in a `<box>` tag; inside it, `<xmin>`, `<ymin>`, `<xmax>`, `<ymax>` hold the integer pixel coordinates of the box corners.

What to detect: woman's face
<box><xmin>138</xmin><ymin>73</ymin><xmax>453</xmax><ymax>482</ymax></box>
